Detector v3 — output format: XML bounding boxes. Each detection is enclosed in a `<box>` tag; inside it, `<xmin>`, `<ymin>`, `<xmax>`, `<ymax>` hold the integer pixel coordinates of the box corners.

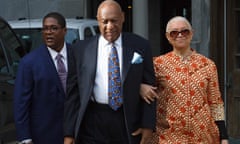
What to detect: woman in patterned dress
<box><xmin>141</xmin><ymin>16</ymin><xmax>229</xmax><ymax>144</ymax></box>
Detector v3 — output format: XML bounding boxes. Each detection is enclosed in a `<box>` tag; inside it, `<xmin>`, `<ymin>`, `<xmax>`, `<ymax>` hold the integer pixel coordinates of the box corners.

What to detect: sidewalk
<box><xmin>229</xmin><ymin>137</ymin><xmax>240</xmax><ymax>144</ymax></box>
<box><xmin>5</xmin><ymin>138</ymin><xmax>240</xmax><ymax>144</ymax></box>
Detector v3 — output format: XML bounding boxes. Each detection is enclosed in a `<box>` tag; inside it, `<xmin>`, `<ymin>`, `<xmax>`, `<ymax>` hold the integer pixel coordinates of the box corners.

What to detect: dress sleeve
<box><xmin>207</xmin><ymin>62</ymin><xmax>225</xmax><ymax>121</ymax></box>
<box><xmin>207</xmin><ymin>62</ymin><xmax>228</xmax><ymax>140</ymax></box>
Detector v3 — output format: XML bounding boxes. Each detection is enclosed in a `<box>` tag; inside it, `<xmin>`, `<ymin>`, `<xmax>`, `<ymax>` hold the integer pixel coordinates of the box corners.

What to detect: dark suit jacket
<box><xmin>64</xmin><ymin>33</ymin><xmax>156</xmax><ymax>144</ymax></box>
<box><xmin>14</xmin><ymin>44</ymin><xmax>72</xmax><ymax>144</ymax></box>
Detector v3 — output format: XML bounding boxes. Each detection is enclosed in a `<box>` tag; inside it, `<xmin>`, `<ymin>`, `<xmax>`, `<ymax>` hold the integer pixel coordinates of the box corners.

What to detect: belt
<box><xmin>88</xmin><ymin>101</ymin><xmax>123</xmax><ymax>111</ymax></box>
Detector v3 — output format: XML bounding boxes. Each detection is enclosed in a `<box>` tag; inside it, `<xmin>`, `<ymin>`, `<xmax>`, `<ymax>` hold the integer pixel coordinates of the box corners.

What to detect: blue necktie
<box><xmin>108</xmin><ymin>45</ymin><xmax>123</xmax><ymax>110</ymax></box>
<box><xmin>56</xmin><ymin>54</ymin><xmax>67</xmax><ymax>93</ymax></box>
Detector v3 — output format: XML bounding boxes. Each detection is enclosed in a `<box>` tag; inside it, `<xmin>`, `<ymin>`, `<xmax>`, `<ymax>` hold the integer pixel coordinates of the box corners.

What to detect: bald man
<box><xmin>64</xmin><ymin>1</ymin><xmax>156</xmax><ymax>144</ymax></box>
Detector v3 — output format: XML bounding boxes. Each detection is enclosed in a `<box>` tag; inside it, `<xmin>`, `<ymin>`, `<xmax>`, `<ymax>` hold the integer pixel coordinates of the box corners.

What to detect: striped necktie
<box><xmin>56</xmin><ymin>53</ymin><xmax>67</xmax><ymax>93</ymax></box>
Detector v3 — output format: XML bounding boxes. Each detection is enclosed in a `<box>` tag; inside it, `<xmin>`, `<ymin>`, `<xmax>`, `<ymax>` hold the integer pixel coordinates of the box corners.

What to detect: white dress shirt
<box><xmin>93</xmin><ymin>35</ymin><xmax>123</xmax><ymax>104</ymax></box>
<box><xmin>47</xmin><ymin>43</ymin><xmax>68</xmax><ymax>72</ymax></box>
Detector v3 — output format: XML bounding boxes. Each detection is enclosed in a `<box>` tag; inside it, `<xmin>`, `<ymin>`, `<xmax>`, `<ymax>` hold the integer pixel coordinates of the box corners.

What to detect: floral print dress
<box><xmin>151</xmin><ymin>51</ymin><xmax>225</xmax><ymax>144</ymax></box>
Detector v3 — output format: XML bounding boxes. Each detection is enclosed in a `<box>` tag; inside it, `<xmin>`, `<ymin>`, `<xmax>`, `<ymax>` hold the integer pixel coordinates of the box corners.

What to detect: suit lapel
<box><xmin>122</xmin><ymin>34</ymin><xmax>134</xmax><ymax>83</ymax></box>
<box><xmin>80</xmin><ymin>37</ymin><xmax>98</xmax><ymax>101</ymax></box>
<box><xmin>83</xmin><ymin>37</ymin><xmax>98</xmax><ymax>79</ymax></box>
<box><xmin>41</xmin><ymin>45</ymin><xmax>65</xmax><ymax>94</ymax></box>
<box><xmin>66</xmin><ymin>43</ymin><xmax>72</xmax><ymax>71</ymax></box>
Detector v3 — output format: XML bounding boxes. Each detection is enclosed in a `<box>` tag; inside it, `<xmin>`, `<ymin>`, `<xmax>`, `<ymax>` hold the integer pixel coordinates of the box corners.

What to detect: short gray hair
<box><xmin>166</xmin><ymin>16</ymin><xmax>192</xmax><ymax>32</ymax></box>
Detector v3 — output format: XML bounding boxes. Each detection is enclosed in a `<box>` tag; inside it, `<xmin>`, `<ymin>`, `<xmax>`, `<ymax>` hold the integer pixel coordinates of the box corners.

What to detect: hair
<box><xmin>166</xmin><ymin>16</ymin><xmax>192</xmax><ymax>32</ymax></box>
<box><xmin>43</xmin><ymin>12</ymin><xmax>66</xmax><ymax>28</ymax></box>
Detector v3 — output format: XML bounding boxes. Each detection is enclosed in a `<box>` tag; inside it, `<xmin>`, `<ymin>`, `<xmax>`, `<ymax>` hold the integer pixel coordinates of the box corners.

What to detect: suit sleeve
<box><xmin>64</xmin><ymin>44</ymin><xmax>80</xmax><ymax>137</ymax></box>
<box><xmin>14</xmin><ymin>59</ymin><xmax>33</xmax><ymax>141</ymax></box>
<box><xmin>141</xmin><ymin>40</ymin><xmax>156</xmax><ymax>130</ymax></box>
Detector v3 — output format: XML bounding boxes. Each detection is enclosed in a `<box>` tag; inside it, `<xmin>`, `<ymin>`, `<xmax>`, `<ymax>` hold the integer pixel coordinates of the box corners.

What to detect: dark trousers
<box><xmin>77</xmin><ymin>101</ymin><xmax>129</xmax><ymax>144</ymax></box>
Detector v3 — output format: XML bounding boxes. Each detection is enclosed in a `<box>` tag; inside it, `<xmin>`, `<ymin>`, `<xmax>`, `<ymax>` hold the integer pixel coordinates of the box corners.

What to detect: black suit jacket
<box><xmin>64</xmin><ymin>33</ymin><xmax>156</xmax><ymax>143</ymax></box>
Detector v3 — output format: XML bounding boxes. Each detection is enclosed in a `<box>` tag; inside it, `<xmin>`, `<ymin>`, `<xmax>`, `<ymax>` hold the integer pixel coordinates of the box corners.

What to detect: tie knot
<box><xmin>111</xmin><ymin>43</ymin><xmax>116</xmax><ymax>48</ymax></box>
<box><xmin>56</xmin><ymin>53</ymin><xmax>66</xmax><ymax>73</ymax></box>
<box><xmin>56</xmin><ymin>53</ymin><xmax>63</xmax><ymax>60</ymax></box>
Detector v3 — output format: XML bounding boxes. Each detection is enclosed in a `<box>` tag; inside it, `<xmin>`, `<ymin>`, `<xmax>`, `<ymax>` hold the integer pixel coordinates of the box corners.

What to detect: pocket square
<box><xmin>131</xmin><ymin>52</ymin><xmax>143</xmax><ymax>64</ymax></box>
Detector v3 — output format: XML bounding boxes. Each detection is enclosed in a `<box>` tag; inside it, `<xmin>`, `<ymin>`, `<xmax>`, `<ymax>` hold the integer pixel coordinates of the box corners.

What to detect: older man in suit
<box><xmin>14</xmin><ymin>12</ymin><xmax>71</xmax><ymax>144</ymax></box>
<box><xmin>64</xmin><ymin>1</ymin><xmax>156</xmax><ymax>144</ymax></box>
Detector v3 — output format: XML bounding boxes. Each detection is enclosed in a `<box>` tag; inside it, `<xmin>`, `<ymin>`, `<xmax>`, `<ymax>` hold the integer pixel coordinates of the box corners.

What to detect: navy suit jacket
<box><xmin>64</xmin><ymin>33</ymin><xmax>156</xmax><ymax>144</ymax></box>
<box><xmin>14</xmin><ymin>44</ymin><xmax>72</xmax><ymax>144</ymax></box>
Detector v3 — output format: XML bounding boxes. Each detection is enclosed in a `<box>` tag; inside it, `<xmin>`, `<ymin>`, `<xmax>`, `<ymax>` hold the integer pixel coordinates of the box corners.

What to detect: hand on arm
<box><xmin>131</xmin><ymin>128</ymin><xmax>153</xmax><ymax>144</ymax></box>
<box><xmin>140</xmin><ymin>83</ymin><xmax>158</xmax><ymax>104</ymax></box>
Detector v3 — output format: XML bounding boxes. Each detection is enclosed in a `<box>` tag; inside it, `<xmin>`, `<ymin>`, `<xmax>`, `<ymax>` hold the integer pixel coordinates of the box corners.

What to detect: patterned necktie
<box><xmin>56</xmin><ymin>54</ymin><xmax>67</xmax><ymax>93</ymax></box>
<box><xmin>108</xmin><ymin>44</ymin><xmax>123</xmax><ymax>110</ymax></box>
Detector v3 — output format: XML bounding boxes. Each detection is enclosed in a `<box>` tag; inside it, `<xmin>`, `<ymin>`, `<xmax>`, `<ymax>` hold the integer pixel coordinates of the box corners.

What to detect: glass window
<box><xmin>84</xmin><ymin>27</ymin><xmax>93</xmax><ymax>39</ymax></box>
<box><xmin>13</xmin><ymin>28</ymin><xmax>42</xmax><ymax>53</ymax></box>
<box><xmin>93</xmin><ymin>26</ymin><xmax>100</xmax><ymax>34</ymax></box>
<box><xmin>14</xmin><ymin>28</ymin><xmax>81</xmax><ymax>46</ymax></box>
<box><xmin>0</xmin><ymin>43</ymin><xmax>8</xmax><ymax>73</ymax></box>
<box><xmin>65</xmin><ymin>28</ymin><xmax>79</xmax><ymax>44</ymax></box>
<box><xmin>0</xmin><ymin>20</ymin><xmax>24</xmax><ymax>75</ymax></box>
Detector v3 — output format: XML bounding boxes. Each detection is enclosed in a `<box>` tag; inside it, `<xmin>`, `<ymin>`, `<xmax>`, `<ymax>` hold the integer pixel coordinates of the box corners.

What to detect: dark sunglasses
<box><xmin>169</xmin><ymin>29</ymin><xmax>191</xmax><ymax>38</ymax></box>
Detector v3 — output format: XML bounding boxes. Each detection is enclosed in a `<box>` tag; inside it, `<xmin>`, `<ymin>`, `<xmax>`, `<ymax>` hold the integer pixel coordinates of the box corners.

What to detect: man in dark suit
<box><xmin>14</xmin><ymin>12</ymin><xmax>71</xmax><ymax>144</ymax></box>
<box><xmin>64</xmin><ymin>0</ymin><xmax>156</xmax><ymax>144</ymax></box>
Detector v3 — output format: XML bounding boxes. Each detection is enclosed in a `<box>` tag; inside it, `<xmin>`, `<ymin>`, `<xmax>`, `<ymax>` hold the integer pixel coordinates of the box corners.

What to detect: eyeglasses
<box><xmin>42</xmin><ymin>26</ymin><xmax>63</xmax><ymax>33</ymax></box>
<box><xmin>168</xmin><ymin>29</ymin><xmax>191</xmax><ymax>38</ymax></box>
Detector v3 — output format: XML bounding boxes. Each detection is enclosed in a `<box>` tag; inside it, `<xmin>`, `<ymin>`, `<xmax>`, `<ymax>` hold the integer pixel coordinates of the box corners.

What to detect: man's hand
<box><xmin>64</xmin><ymin>137</ymin><xmax>74</xmax><ymax>144</ymax></box>
<box><xmin>221</xmin><ymin>139</ymin><xmax>228</xmax><ymax>144</ymax></box>
<box><xmin>140</xmin><ymin>84</ymin><xmax>158</xmax><ymax>104</ymax></box>
<box><xmin>131</xmin><ymin>128</ymin><xmax>153</xmax><ymax>144</ymax></box>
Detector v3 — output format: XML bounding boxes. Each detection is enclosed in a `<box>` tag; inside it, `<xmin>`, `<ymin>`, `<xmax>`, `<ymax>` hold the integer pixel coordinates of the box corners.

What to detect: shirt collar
<box><xmin>47</xmin><ymin>43</ymin><xmax>67</xmax><ymax>60</ymax></box>
<box><xmin>100</xmin><ymin>34</ymin><xmax>122</xmax><ymax>48</ymax></box>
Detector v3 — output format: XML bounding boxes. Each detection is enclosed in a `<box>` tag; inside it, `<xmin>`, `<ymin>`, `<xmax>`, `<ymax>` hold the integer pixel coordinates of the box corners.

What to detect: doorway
<box><xmin>159</xmin><ymin>0</ymin><xmax>191</xmax><ymax>54</ymax></box>
<box><xmin>226</xmin><ymin>0</ymin><xmax>240</xmax><ymax>138</ymax></box>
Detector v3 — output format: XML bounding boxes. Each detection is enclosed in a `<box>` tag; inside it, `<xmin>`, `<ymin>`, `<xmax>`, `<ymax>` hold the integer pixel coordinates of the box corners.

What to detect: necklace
<box><xmin>174</xmin><ymin>49</ymin><xmax>193</xmax><ymax>62</ymax></box>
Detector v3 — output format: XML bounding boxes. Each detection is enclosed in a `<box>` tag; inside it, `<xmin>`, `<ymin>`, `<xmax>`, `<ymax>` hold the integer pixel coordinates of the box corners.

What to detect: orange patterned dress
<box><xmin>150</xmin><ymin>51</ymin><xmax>225</xmax><ymax>144</ymax></box>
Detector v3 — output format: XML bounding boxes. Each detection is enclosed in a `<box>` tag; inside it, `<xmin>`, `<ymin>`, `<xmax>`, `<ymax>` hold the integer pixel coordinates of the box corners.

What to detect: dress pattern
<box><xmin>150</xmin><ymin>51</ymin><xmax>225</xmax><ymax>144</ymax></box>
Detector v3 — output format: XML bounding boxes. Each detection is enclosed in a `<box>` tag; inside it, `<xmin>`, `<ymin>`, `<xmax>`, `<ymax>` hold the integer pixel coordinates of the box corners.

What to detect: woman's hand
<box><xmin>140</xmin><ymin>84</ymin><xmax>158</xmax><ymax>104</ymax></box>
